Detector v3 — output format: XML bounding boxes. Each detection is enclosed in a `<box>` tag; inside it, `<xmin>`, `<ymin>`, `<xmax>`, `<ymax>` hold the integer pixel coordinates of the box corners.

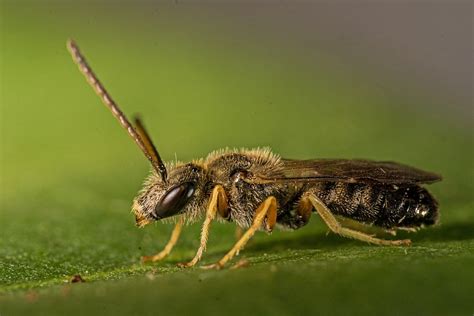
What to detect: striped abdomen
<box><xmin>314</xmin><ymin>182</ymin><xmax>439</xmax><ymax>228</ymax></box>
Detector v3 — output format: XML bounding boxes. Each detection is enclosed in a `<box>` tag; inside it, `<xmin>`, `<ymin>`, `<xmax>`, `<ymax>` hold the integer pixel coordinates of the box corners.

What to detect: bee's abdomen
<box><xmin>315</xmin><ymin>182</ymin><xmax>439</xmax><ymax>228</ymax></box>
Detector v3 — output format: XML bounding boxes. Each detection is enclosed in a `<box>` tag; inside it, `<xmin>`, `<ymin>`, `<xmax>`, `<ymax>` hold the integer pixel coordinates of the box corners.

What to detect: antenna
<box><xmin>67</xmin><ymin>39</ymin><xmax>167</xmax><ymax>182</ymax></box>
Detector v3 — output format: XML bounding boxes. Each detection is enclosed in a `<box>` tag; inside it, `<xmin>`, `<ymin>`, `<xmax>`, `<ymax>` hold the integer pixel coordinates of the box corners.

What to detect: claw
<box><xmin>141</xmin><ymin>255</ymin><xmax>156</xmax><ymax>263</ymax></box>
<box><xmin>201</xmin><ymin>263</ymin><xmax>223</xmax><ymax>270</ymax></box>
<box><xmin>385</xmin><ymin>229</ymin><xmax>397</xmax><ymax>236</ymax></box>
<box><xmin>141</xmin><ymin>252</ymin><xmax>168</xmax><ymax>263</ymax></box>
<box><xmin>394</xmin><ymin>239</ymin><xmax>412</xmax><ymax>246</ymax></box>
<box><xmin>176</xmin><ymin>262</ymin><xmax>193</xmax><ymax>268</ymax></box>
<box><xmin>229</xmin><ymin>259</ymin><xmax>249</xmax><ymax>270</ymax></box>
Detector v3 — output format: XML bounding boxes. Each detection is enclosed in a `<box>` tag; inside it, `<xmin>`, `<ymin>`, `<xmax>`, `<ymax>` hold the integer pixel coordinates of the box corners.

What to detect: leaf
<box><xmin>1</xmin><ymin>3</ymin><xmax>473</xmax><ymax>315</ymax></box>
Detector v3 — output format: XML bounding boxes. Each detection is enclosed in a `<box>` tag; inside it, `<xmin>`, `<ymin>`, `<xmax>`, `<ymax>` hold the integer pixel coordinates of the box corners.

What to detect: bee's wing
<box><xmin>257</xmin><ymin>159</ymin><xmax>441</xmax><ymax>185</ymax></box>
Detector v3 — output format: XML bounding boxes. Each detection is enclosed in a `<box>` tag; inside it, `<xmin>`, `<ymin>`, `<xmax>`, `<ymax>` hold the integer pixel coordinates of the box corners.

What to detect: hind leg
<box><xmin>304</xmin><ymin>193</ymin><xmax>411</xmax><ymax>246</ymax></box>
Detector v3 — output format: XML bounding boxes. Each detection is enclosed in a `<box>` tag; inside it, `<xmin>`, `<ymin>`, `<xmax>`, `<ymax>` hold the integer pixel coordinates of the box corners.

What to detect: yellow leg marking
<box><xmin>142</xmin><ymin>217</ymin><xmax>184</xmax><ymax>263</ymax></box>
<box><xmin>177</xmin><ymin>185</ymin><xmax>226</xmax><ymax>268</ymax></box>
<box><xmin>307</xmin><ymin>194</ymin><xmax>411</xmax><ymax>246</ymax></box>
<box><xmin>266</xmin><ymin>202</ymin><xmax>277</xmax><ymax>232</ymax></box>
<box><xmin>235</xmin><ymin>226</ymin><xmax>244</xmax><ymax>240</ymax></box>
<box><xmin>203</xmin><ymin>196</ymin><xmax>278</xmax><ymax>270</ymax></box>
<box><xmin>297</xmin><ymin>197</ymin><xmax>313</xmax><ymax>224</ymax></box>
<box><xmin>338</xmin><ymin>217</ymin><xmax>396</xmax><ymax>237</ymax></box>
<box><xmin>217</xmin><ymin>187</ymin><xmax>229</xmax><ymax>219</ymax></box>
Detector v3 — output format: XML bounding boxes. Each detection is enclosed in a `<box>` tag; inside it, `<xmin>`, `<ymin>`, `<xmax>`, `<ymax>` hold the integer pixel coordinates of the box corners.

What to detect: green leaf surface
<box><xmin>1</xmin><ymin>3</ymin><xmax>473</xmax><ymax>315</ymax></box>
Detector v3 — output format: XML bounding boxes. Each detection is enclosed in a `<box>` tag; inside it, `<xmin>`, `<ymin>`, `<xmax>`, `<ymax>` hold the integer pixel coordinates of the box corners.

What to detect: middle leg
<box><xmin>203</xmin><ymin>196</ymin><xmax>278</xmax><ymax>269</ymax></box>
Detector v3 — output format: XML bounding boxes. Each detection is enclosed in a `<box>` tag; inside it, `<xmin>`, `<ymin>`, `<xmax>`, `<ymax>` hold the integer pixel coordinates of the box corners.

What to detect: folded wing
<box><xmin>257</xmin><ymin>159</ymin><xmax>441</xmax><ymax>185</ymax></box>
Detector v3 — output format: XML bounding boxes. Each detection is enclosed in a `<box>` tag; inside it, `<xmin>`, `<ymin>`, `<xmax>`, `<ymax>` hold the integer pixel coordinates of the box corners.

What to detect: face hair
<box><xmin>66</xmin><ymin>39</ymin><xmax>168</xmax><ymax>182</ymax></box>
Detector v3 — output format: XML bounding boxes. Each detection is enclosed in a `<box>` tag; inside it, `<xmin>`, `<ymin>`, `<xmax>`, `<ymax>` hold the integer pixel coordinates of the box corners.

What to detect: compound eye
<box><xmin>153</xmin><ymin>182</ymin><xmax>196</xmax><ymax>219</ymax></box>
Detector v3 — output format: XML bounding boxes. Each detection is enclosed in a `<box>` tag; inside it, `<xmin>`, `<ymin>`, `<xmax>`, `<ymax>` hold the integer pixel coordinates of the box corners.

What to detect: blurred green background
<box><xmin>1</xmin><ymin>1</ymin><xmax>473</xmax><ymax>315</ymax></box>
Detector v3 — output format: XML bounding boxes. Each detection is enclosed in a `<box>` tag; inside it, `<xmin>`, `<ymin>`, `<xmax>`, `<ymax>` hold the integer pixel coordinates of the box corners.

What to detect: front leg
<box><xmin>177</xmin><ymin>185</ymin><xmax>228</xmax><ymax>268</ymax></box>
<box><xmin>142</xmin><ymin>216</ymin><xmax>184</xmax><ymax>263</ymax></box>
<box><xmin>203</xmin><ymin>196</ymin><xmax>277</xmax><ymax>270</ymax></box>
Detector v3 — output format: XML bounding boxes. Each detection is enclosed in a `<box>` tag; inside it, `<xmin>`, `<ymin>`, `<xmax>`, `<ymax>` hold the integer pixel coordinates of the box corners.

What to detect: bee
<box><xmin>67</xmin><ymin>40</ymin><xmax>442</xmax><ymax>269</ymax></box>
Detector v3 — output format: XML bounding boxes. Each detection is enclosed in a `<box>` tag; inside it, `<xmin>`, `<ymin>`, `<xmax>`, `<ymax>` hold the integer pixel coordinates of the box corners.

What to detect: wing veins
<box><xmin>253</xmin><ymin>159</ymin><xmax>441</xmax><ymax>185</ymax></box>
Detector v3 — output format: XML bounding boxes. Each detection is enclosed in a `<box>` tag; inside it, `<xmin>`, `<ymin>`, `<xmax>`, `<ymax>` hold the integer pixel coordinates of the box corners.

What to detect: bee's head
<box><xmin>133</xmin><ymin>162</ymin><xmax>207</xmax><ymax>227</ymax></box>
<box><xmin>67</xmin><ymin>41</ymin><xmax>209</xmax><ymax>228</ymax></box>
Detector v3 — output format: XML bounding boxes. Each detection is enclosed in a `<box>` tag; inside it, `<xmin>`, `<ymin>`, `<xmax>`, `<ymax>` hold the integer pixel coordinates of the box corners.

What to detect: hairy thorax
<box><xmin>204</xmin><ymin>148</ymin><xmax>295</xmax><ymax>229</ymax></box>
